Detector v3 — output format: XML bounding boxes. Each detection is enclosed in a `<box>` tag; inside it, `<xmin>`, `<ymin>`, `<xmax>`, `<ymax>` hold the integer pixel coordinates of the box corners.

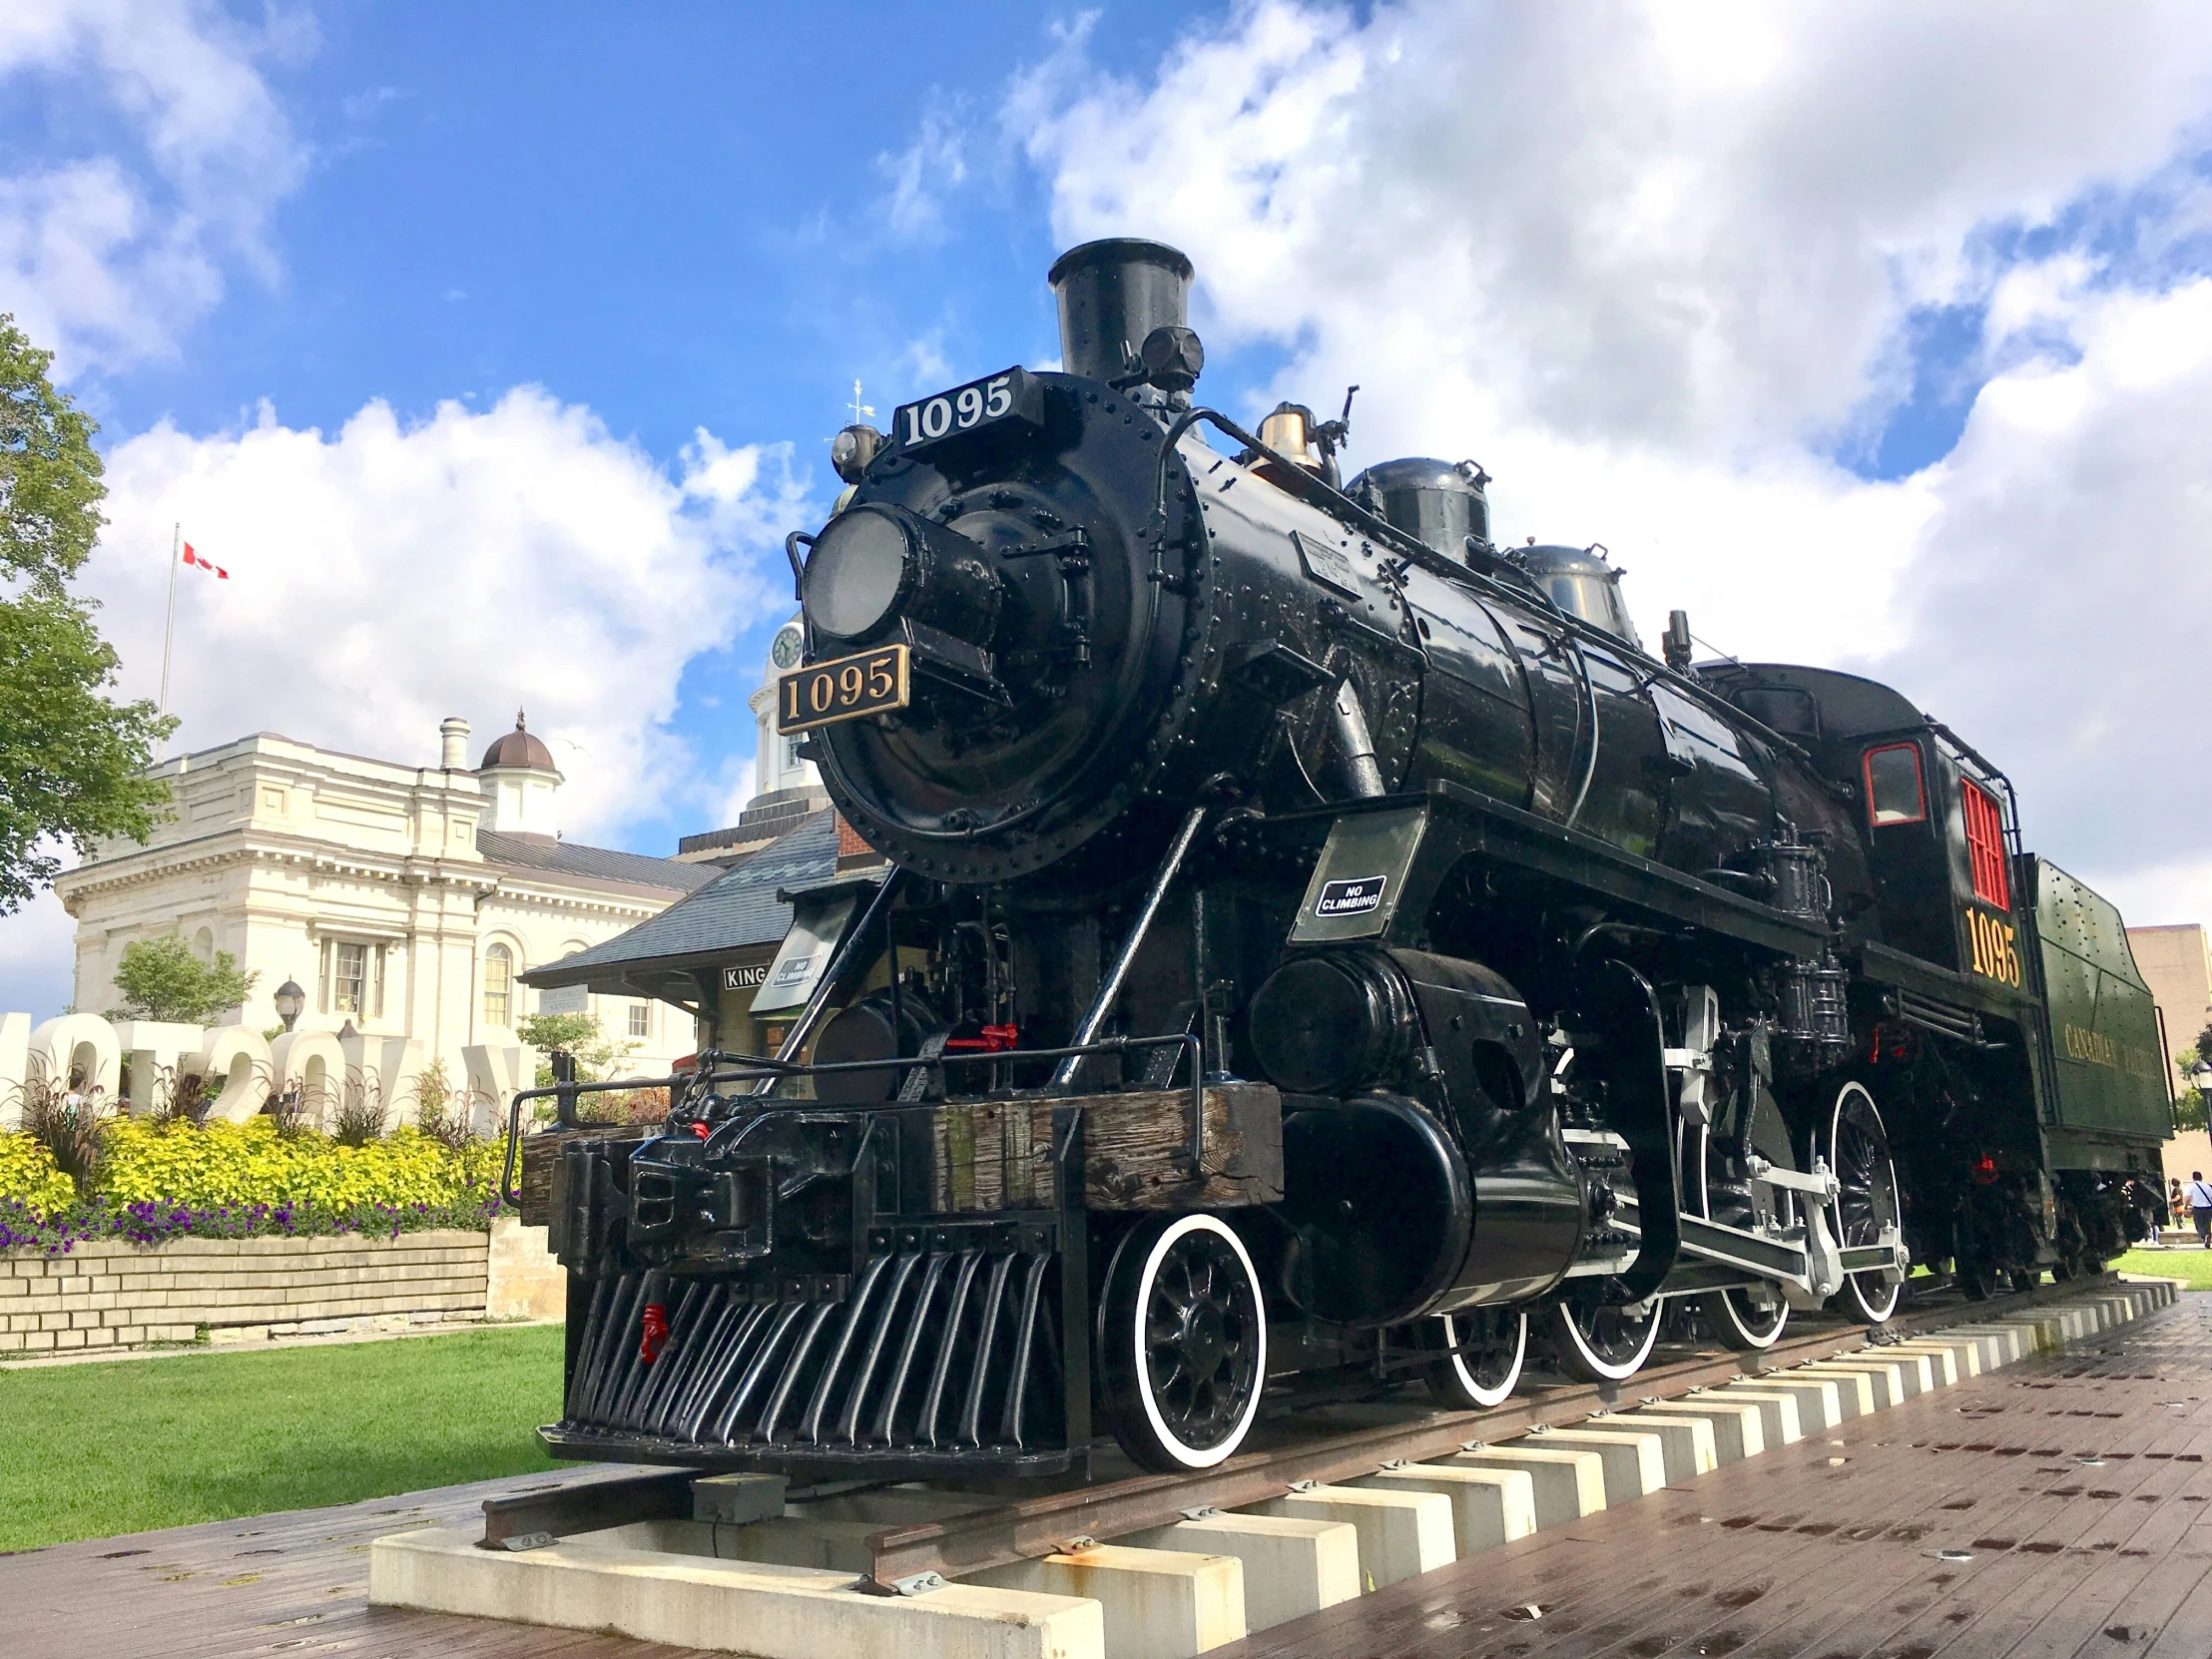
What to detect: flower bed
<box><xmin>0</xmin><ymin>1119</ymin><xmax>509</xmax><ymax>1256</ymax></box>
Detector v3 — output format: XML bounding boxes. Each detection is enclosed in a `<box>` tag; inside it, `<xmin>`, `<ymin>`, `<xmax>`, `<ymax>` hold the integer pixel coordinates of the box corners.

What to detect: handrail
<box><xmin>498</xmin><ymin>1032</ymin><xmax>1208</xmax><ymax>1209</ymax></box>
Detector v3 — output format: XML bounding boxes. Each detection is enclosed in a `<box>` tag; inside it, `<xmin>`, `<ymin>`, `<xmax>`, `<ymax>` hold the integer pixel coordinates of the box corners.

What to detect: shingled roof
<box><xmin>477</xmin><ymin>829</ymin><xmax>721</xmax><ymax>896</ymax></box>
<box><xmin>518</xmin><ymin>809</ymin><xmax>841</xmax><ymax>994</ymax></box>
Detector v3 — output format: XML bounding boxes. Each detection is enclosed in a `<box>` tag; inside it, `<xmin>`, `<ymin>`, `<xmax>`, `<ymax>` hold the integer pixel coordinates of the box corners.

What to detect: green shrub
<box><xmin>0</xmin><ymin>1132</ymin><xmax>78</xmax><ymax>1216</ymax></box>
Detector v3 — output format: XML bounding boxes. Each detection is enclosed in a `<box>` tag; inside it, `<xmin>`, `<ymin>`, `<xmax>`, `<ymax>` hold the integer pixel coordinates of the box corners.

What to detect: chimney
<box><xmin>1047</xmin><ymin>239</ymin><xmax>1194</xmax><ymax>383</ymax></box>
<box><xmin>439</xmin><ymin>717</ymin><xmax>471</xmax><ymax>771</ymax></box>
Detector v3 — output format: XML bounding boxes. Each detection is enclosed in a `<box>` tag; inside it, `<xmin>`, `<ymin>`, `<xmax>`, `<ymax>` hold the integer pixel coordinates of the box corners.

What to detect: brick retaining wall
<box><xmin>0</xmin><ymin>1230</ymin><xmax>493</xmax><ymax>1355</ymax></box>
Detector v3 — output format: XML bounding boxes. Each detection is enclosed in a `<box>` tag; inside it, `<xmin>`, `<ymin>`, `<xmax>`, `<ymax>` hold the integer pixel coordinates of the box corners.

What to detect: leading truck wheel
<box><xmin>1817</xmin><ymin>1081</ymin><xmax>1904</xmax><ymax>1326</ymax></box>
<box><xmin>1098</xmin><ymin>1214</ymin><xmax>1268</xmax><ymax>1472</ymax></box>
<box><xmin>1421</xmin><ymin>1307</ymin><xmax>1528</xmax><ymax>1410</ymax></box>
<box><xmin>1548</xmin><ymin>1290</ymin><xmax>1664</xmax><ymax>1382</ymax></box>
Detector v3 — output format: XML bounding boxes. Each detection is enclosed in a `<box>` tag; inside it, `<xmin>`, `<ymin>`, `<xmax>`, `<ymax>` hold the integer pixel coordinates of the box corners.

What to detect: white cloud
<box><xmin>0</xmin><ymin>0</ymin><xmax>307</xmax><ymax>374</ymax></box>
<box><xmin>1009</xmin><ymin>0</ymin><xmax>2212</xmax><ymax>914</ymax></box>
<box><xmin>876</xmin><ymin>105</ymin><xmax>969</xmax><ymax>243</ymax></box>
<box><xmin>91</xmin><ymin>388</ymin><xmax>817</xmax><ymax>840</ymax></box>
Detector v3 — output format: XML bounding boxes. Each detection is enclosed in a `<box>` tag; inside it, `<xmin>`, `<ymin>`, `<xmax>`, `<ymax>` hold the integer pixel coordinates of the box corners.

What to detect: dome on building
<box><xmin>480</xmin><ymin>711</ymin><xmax>557</xmax><ymax>773</ymax></box>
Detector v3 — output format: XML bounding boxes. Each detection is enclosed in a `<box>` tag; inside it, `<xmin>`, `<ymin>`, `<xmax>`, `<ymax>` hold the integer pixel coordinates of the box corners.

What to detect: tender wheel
<box><xmin>1098</xmin><ymin>1214</ymin><xmax>1268</xmax><ymax>1472</ymax></box>
<box><xmin>1421</xmin><ymin>1307</ymin><xmax>1528</xmax><ymax>1409</ymax></box>
<box><xmin>1700</xmin><ymin>1285</ymin><xmax>1791</xmax><ymax>1350</ymax></box>
<box><xmin>1547</xmin><ymin>1289</ymin><xmax>1663</xmax><ymax>1382</ymax></box>
<box><xmin>1816</xmin><ymin>1081</ymin><xmax>1904</xmax><ymax>1325</ymax></box>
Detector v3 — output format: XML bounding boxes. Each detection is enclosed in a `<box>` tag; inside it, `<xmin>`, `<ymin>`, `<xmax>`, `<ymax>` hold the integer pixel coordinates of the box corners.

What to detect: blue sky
<box><xmin>6</xmin><ymin>2</ymin><xmax>2212</xmax><ymax>1015</ymax></box>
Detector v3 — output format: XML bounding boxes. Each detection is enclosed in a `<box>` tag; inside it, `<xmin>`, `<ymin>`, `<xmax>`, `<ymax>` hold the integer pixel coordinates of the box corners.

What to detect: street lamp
<box><xmin>274</xmin><ymin>979</ymin><xmax>305</xmax><ymax>1032</ymax></box>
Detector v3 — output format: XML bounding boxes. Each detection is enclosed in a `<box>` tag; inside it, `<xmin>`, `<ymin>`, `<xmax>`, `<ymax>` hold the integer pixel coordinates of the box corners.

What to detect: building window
<box><xmin>784</xmin><ymin>736</ymin><xmax>806</xmax><ymax>772</ymax></box>
<box><xmin>1961</xmin><ymin>780</ymin><xmax>2009</xmax><ymax>910</ymax></box>
<box><xmin>483</xmin><ymin>944</ymin><xmax>514</xmax><ymax>1027</ymax></box>
<box><xmin>629</xmin><ymin>1002</ymin><xmax>651</xmax><ymax>1040</ymax></box>
<box><xmin>1863</xmin><ymin>743</ymin><xmax>1926</xmax><ymax>827</ymax></box>
<box><xmin>193</xmin><ymin>927</ymin><xmax>214</xmax><ymax>962</ymax></box>
<box><xmin>318</xmin><ymin>938</ymin><xmax>386</xmax><ymax>1017</ymax></box>
<box><xmin>332</xmin><ymin>942</ymin><xmax>367</xmax><ymax>1014</ymax></box>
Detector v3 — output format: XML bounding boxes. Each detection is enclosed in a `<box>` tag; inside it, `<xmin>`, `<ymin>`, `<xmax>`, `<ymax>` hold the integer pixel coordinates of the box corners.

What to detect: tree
<box><xmin>0</xmin><ymin>313</ymin><xmax>173</xmax><ymax>912</ymax></box>
<box><xmin>516</xmin><ymin>1011</ymin><xmax>637</xmax><ymax>1085</ymax></box>
<box><xmin>109</xmin><ymin>934</ymin><xmax>259</xmax><ymax>1023</ymax></box>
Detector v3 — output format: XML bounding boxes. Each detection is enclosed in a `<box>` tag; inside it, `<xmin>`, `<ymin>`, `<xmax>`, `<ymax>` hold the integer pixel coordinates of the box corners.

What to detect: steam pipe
<box><xmin>1051</xmin><ymin>804</ymin><xmax>1211</xmax><ymax>1091</ymax></box>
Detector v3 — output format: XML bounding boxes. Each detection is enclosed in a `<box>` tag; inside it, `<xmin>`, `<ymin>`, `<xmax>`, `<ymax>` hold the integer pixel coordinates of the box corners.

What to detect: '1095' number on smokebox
<box><xmin>777</xmin><ymin>645</ymin><xmax>909</xmax><ymax>734</ymax></box>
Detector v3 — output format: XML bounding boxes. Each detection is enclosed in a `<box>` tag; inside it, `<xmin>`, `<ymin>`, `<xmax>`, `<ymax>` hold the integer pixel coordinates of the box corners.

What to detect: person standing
<box><xmin>2189</xmin><ymin>1172</ymin><xmax>2212</xmax><ymax>1249</ymax></box>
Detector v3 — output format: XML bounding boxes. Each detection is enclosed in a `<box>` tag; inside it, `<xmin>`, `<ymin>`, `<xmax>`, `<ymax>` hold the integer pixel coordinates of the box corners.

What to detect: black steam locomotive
<box><xmin>530</xmin><ymin>240</ymin><xmax>2172</xmax><ymax>1479</ymax></box>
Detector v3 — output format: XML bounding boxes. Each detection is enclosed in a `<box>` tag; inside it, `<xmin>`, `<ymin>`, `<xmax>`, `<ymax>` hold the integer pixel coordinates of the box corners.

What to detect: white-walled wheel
<box><xmin>1548</xmin><ymin>1291</ymin><xmax>1663</xmax><ymax>1382</ymax></box>
<box><xmin>1421</xmin><ymin>1307</ymin><xmax>1528</xmax><ymax>1409</ymax></box>
<box><xmin>1098</xmin><ymin>1214</ymin><xmax>1268</xmax><ymax>1472</ymax></box>
<box><xmin>1817</xmin><ymin>1081</ymin><xmax>1904</xmax><ymax>1325</ymax></box>
<box><xmin>1699</xmin><ymin>1286</ymin><xmax>1791</xmax><ymax>1350</ymax></box>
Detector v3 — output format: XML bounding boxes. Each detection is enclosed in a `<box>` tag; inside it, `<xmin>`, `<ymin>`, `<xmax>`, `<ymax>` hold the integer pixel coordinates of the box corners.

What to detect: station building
<box><xmin>51</xmin><ymin>714</ymin><xmax>719</xmax><ymax>1087</ymax></box>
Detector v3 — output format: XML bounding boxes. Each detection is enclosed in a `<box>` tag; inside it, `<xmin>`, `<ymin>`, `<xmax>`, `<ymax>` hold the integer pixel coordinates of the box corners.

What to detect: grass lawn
<box><xmin>0</xmin><ymin>1326</ymin><xmax>566</xmax><ymax>1552</ymax></box>
<box><xmin>2113</xmin><ymin>1244</ymin><xmax>2212</xmax><ymax>1291</ymax></box>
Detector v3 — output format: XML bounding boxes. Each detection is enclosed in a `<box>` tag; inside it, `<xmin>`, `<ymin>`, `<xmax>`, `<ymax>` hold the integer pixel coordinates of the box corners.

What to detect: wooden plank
<box><xmin>926</xmin><ymin>1083</ymin><xmax>1284</xmax><ymax>1213</ymax></box>
<box><xmin>1211</xmin><ymin>1294</ymin><xmax>2205</xmax><ymax>1659</ymax></box>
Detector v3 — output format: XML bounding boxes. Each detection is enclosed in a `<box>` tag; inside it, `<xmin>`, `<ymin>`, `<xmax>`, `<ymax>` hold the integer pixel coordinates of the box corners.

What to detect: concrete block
<box><xmin>1798</xmin><ymin>1362</ymin><xmax>1896</xmax><ymax>1412</ymax></box>
<box><xmin>1122</xmin><ymin>1513</ymin><xmax>1359</xmax><ymax>1632</ymax></box>
<box><xmin>370</xmin><ymin>1525</ymin><xmax>1104</xmax><ymax>1659</ymax></box>
<box><xmin>1630</xmin><ymin>1398</ymin><xmax>1764</xmax><ymax>1463</ymax></box>
<box><xmin>1447</xmin><ymin>1445</ymin><xmax>1606</xmax><ymax>1529</ymax></box>
<box><xmin>1352</xmin><ymin>1461</ymin><xmax>1537</xmax><ymax>1555</ymax></box>
<box><xmin>977</xmin><ymin>1543</ymin><xmax>1245</xmax><ymax>1659</ymax></box>
<box><xmin>694</xmin><ymin>1473</ymin><xmax>788</xmax><ymax>1526</ymax></box>
<box><xmin>1727</xmin><ymin>1376</ymin><xmax>1838</xmax><ymax>1432</ymax></box>
<box><xmin>0</xmin><ymin>1331</ymin><xmax>23</xmax><ymax>1352</ymax></box>
<box><xmin>1711</xmin><ymin>1389</ymin><xmax>1803</xmax><ymax>1446</ymax></box>
<box><xmin>1601</xmin><ymin>1410</ymin><xmax>1718</xmax><ymax>1482</ymax></box>
<box><xmin>1944</xmin><ymin>1324</ymin><xmax>2028</xmax><ymax>1364</ymax></box>
<box><xmin>55</xmin><ymin>1329</ymin><xmax>85</xmax><ymax>1349</ymax></box>
<box><xmin>1525</xmin><ymin>1427</ymin><xmax>1665</xmax><ymax>1505</ymax></box>
<box><xmin>1884</xmin><ymin>1344</ymin><xmax>1957</xmax><ymax>1386</ymax></box>
<box><xmin>1255</xmin><ymin>1485</ymin><xmax>1453</xmax><ymax>1589</ymax></box>
<box><xmin>23</xmin><ymin>1330</ymin><xmax>54</xmax><ymax>1351</ymax></box>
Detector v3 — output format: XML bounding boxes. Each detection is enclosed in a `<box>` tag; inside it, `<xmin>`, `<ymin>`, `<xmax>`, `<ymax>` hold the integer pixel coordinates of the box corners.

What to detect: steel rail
<box><xmin>852</xmin><ymin>1270</ymin><xmax>2121</xmax><ymax>1592</ymax></box>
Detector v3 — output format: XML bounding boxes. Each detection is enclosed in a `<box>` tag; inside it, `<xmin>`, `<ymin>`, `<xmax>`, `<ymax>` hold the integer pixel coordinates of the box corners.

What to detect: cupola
<box><xmin>477</xmin><ymin>710</ymin><xmax>563</xmax><ymax>839</ymax></box>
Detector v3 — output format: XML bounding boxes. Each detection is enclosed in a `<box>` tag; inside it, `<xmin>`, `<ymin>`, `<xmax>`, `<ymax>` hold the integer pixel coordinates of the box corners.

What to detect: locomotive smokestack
<box><xmin>1048</xmin><ymin>239</ymin><xmax>1194</xmax><ymax>383</ymax></box>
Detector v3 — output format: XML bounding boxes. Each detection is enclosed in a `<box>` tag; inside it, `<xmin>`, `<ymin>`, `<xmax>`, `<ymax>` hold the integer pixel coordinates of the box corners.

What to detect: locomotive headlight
<box><xmin>802</xmin><ymin>502</ymin><xmax>1003</xmax><ymax>649</ymax></box>
<box><xmin>804</xmin><ymin>507</ymin><xmax>912</xmax><ymax>640</ymax></box>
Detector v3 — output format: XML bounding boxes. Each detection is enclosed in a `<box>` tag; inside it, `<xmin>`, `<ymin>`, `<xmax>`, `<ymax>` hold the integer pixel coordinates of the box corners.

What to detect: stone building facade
<box><xmin>47</xmin><ymin>715</ymin><xmax>718</xmax><ymax>1114</ymax></box>
<box><xmin>2126</xmin><ymin>921</ymin><xmax>2212</xmax><ymax>1183</ymax></box>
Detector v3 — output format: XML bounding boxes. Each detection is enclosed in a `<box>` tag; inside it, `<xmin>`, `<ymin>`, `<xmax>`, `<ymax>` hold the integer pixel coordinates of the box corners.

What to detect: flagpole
<box><xmin>159</xmin><ymin>522</ymin><xmax>179</xmax><ymax>759</ymax></box>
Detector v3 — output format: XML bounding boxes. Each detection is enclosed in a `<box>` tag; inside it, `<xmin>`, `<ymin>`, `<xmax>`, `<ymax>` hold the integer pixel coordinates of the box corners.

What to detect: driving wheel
<box><xmin>1098</xmin><ymin>1214</ymin><xmax>1268</xmax><ymax>1471</ymax></box>
<box><xmin>1421</xmin><ymin>1307</ymin><xmax>1528</xmax><ymax>1409</ymax></box>
<box><xmin>1816</xmin><ymin>1081</ymin><xmax>1904</xmax><ymax>1324</ymax></box>
<box><xmin>1548</xmin><ymin>1288</ymin><xmax>1663</xmax><ymax>1382</ymax></box>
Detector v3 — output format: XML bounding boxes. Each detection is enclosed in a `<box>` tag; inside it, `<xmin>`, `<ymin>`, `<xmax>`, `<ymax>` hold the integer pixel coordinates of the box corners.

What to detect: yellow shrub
<box><xmin>96</xmin><ymin>1118</ymin><xmax>501</xmax><ymax>1212</ymax></box>
<box><xmin>0</xmin><ymin>1133</ymin><xmax>79</xmax><ymax>1217</ymax></box>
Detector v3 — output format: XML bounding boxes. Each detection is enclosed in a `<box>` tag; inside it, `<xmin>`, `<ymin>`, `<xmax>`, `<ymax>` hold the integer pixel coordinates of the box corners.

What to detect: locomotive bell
<box><xmin>1048</xmin><ymin>238</ymin><xmax>1194</xmax><ymax>384</ymax></box>
<box><xmin>802</xmin><ymin>502</ymin><xmax>1001</xmax><ymax>648</ymax></box>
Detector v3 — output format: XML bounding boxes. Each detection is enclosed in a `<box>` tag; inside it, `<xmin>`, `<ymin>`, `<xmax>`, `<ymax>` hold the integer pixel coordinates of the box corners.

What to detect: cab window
<box><xmin>1864</xmin><ymin>743</ymin><xmax>1926</xmax><ymax>827</ymax></box>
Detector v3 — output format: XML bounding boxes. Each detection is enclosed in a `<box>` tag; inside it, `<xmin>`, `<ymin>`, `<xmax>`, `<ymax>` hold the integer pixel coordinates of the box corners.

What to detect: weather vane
<box><xmin>848</xmin><ymin>379</ymin><xmax>875</xmax><ymax>426</ymax></box>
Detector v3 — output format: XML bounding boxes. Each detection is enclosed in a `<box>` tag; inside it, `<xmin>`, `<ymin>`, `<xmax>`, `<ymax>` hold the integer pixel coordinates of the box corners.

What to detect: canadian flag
<box><xmin>181</xmin><ymin>542</ymin><xmax>229</xmax><ymax>580</ymax></box>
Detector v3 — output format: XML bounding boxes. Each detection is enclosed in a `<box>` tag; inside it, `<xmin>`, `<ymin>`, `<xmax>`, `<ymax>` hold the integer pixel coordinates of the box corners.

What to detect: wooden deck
<box><xmin>1223</xmin><ymin>1292</ymin><xmax>2212</xmax><ymax>1659</ymax></box>
<box><xmin>5</xmin><ymin>1292</ymin><xmax>2206</xmax><ymax>1659</ymax></box>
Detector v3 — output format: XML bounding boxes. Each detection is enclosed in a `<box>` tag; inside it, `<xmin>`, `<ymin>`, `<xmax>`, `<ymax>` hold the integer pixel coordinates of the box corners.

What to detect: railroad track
<box><xmin>473</xmin><ymin>1269</ymin><xmax>2136</xmax><ymax>1593</ymax></box>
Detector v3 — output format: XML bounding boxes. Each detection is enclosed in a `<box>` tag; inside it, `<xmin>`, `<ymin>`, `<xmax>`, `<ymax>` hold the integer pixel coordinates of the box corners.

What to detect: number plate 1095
<box><xmin>892</xmin><ymin>365</ymin><xmax>1043</xmax><ymax>454</ymax></box>
<box><xmin>777</xmin><ymin>644</ymin><xmax>909</xmax><ymax>734</ymax></box>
